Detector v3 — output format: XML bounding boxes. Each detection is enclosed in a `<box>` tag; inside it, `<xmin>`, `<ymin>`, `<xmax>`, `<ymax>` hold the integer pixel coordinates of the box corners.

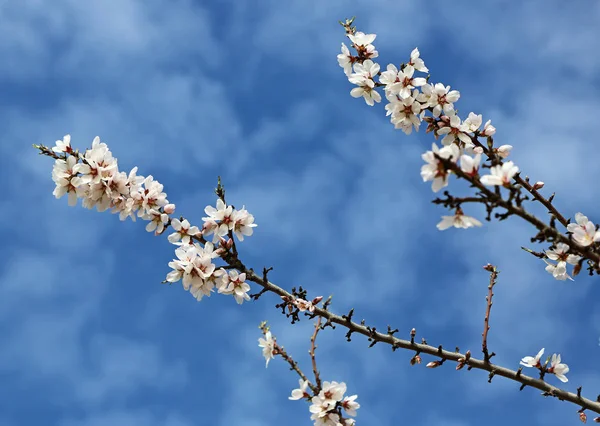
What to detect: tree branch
<box><xmin>229</xmin><ymin>255</ymin><xmax>600</xmax><ymax>415</ymax></box>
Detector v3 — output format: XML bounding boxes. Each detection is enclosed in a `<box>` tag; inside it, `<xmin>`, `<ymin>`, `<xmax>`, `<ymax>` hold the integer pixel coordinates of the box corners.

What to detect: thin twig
<box><xmin>274</xmin><ymin>341</ymin><xmax>318</xmax><ymax>395</ymax></box>
<box><xmin>309</xmin><ymin>317</ymin><xmax>323</xmax><ymax>389</ymax></box>
<box><xmin>482</xmin><ymin>264</ymin><xmax>498</xmax><ymax>363</ymax></box>
<box><xmin>228</xmin><ymin>256</ymin><xmax>600</xmax><ymax>415</ymax></box>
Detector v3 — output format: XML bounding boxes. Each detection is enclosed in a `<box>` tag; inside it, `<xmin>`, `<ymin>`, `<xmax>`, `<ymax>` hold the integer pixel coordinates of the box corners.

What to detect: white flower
<box><xmin>460</xmin><ymin>153</ymin><xmax>481</xmax><ymax>176</ymax></box>
<box><xmin>203</xmin><ymin>199</ymin><xmax>234</xmax><ymax>242</ymax></box>
<box><xmin>462</xmin><ymin>112</ymin><xmax>482</xmax><ymax>133</ymax></box>
<box><xmin>309</xmin><ymin>396</ymin><xmax>332</xmax><ymax>419</ymax></box>
<box><xmin>318</xmin><ymin>381</ymin><xmax>347</xmax><ymax>407</ymax></box>
<box><xmin>544</xmin><ymin>260</ymin><xmax>573</xmax><ymax>281</ymax></box>
<box><xmin>420</xmin><ymin>143</ymin><xmax>460</xmax><ymax>192</ymax></box>
<box><xmin>482</xmin><ymin>120</ymin><xmax>496</xmax><ymax>136</ymax></box>
<box><xmin>479</xmin><ymin>161</ymin><xmax>519</xmax><ymax>186</ymax></box>
<box><xmin>72</xmin><ymin>136</ymin><xmax>118</xmax><ymax>187</ymax></box>
<box><xmin>337</xmin><ymin>43</ymin><xmax>353</xmax><ymax>76</ymax></box>
<box><xmin>520</xmin><ymin>348</ymin><xmax>544</xmax><ymax>368</ymax></box>
<box><xmin>350</xmin><ymin>78</ymin><xmax>381</xmax><ymax>106</ymax></box>
<box><xmin>349</xmin><ymin>60</ymin><xmax>381</xmax><ymax>106</ymax></box>
<box><xmin>347</xmin><ymin>31</ymin><xmax>378</xmax><ymax>60</ymax></box>
<box><xmin>566</xmin><ymin>213</ymin><xmax>600</xmax><ymax>247</ymax></box>
<box><xmin>132</xmin><ymin>175</ymin><xmax>168</xmax><ymax>217</ymax></box>
<box><xmin>409</xmin><ymin>47</ymin><xmax>428</xmax><ymax>73</ymax></box>
<box><xmin>258</xmin><ymin>331</ymin><xmax>275</xmax><ymax>367</ymax></box>
<box><xmin>383</xmin><ymin>64</ymin><xmax>426</xmax><ymax>99</ymax></box>
<box><xmin>421</xmin><ymin>83</ymin><xmax>460</xmax><ymax>117</ymax></box>
<box><xmin>166</xmin><ymin>244</ymin><xmax>200</xmax><ymax>284</ymax></box>
<box><xmin>437</xmin><ymin>113</ymin><xmax>473</xmax><ymax>146</ymax></box>
<box><xmin>545</xmin><ymin>243</ymin><xmax>581</xmax><ymax>265</ymax></box>
<box><xmin>289</xmin><ymin>379</ymin><xmax>310</xmax><ymax>400</ymax></box>
<box><xmin>341</xmin><ymin>394</ymin><xmax>360</xmax><ymax>417</ymax></box>
<box><xmin>52</xmin><ymin>134</ymin><xmax>72</xmax><ymax>153</ymax></box>
<box><xmin>548</xmin><ymin>353</ymin><xmax>569</xmax><ymax>382</ymax></box>
<box><xmin>232</xmin><ymin>207</ymin><xmax>257</xmax><ymax>241</ymax></box>
<box><xmin>348</xmin><ymin>31</ymin><xmax>376</xmax><ymax>47</ymax></box>
<box><xmin>437</xmin><ymin>211</ymin><xmax>482</xmax><ymax>230</ymax></box>
<box><xmin>52</xmin><ymin>156</ymin><xmax>85</xmax><ymax>206</ymax></box>
<box><xmin>495</xmin><ymin>144</ymin><xmax>512</xmax><ymax>158</ymax></box>
<box><xmin>219</xmin><ymin>270</ymin><xmax>251</xmax><ymax>304</ymax></box>
<box><xmin>385</xmin><ymin>90</ymin><xmax>423</xmax><ymax>134</ymax></box>
<box><xmin>145</xmin><ymin>209</ymin><xmax>169</xmax><ymax>234</ymax></box>
<box><xmin>168</xmin><ymin>218</ymin><xmax>200</xmax><ymax>245</ymax></box>
<box><xmin>313</xmin><ymin>412</ymin><xmax>342</xmax><ymax>426</ymax></box>
<box><xmin>379</xmin><ymin>64</ymin><xmax>401</xmax><ymax>89</ymax></box>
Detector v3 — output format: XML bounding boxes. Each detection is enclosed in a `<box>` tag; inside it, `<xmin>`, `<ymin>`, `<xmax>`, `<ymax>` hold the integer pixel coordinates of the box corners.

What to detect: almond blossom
<box><xmin>437</xmin><ymin>113</ymin><xmax>473</xmax><ymax>146</ymax></box>
<box><xmin>219</xmin><ymin>270</ymin><xmax>251</xmax><ymax>304</ymax></box>
<box><xmin>479</xmin><ymin>161</ymin><xmax>519</xmax><ymax>187</ymax></box>
<box><xmin>566</xmin><ymin>213</ymin><xmax>600</xmax><ymax>247</ymax></box>
<box><xmin>437</xmin><ymin>210</ymin><xmax>482</xmax><ymax>230</ymax></box>
<box><xmin>544</xmin><ymin>243</ymin><xmax>581</xmax><ymax>281</ymax></box>
<box><xmin>548</xmin><ymin>354</ymin><xmax>569</xmax><ymax>383</ymax></box>
<box><xmin>349</xmin><ymin>60</ymin><xmax>381</xmax><ymax>106</ymax></box>
<box><xmin>337</xmin><ymin>43</ymin><xmax>353</xmax><ymax>76</ymax></box>
<box><xmin>520</xmin><ymin>348</ymin><xmax>545</xmax><ymax>368</ymax></box>
<box><xmin>408</xmin><ymin>47</ymin><xmax>428</xmax><ymax>73</ymax></box>
<box><xmin>289</xmin><ymin>379</ymin><xmax>311</xmax><ymax>400</ymax></box>
<box><xmin>420</xmin><ymin>143</ymin><xmax>460</xmax><ymax>192</ymax></box>
<box><xmin>168</xmin><ymin>218</ymin><xmax>201</xmax><ymax>244</ymax></box>
<box><xmin>258</xmin><ymin>331</ymin><xmax>276</xmax><ymax>367</ymax></box>
<box><xmin>421</xmin><ymin>83</ymin><xmax>460</xmax><ymax>117</ymax></box>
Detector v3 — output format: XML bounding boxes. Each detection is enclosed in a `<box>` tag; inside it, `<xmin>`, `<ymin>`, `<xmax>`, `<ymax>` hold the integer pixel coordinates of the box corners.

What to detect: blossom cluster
<box><xmin>337</xmin><ymin>31</ymin><xmax>501</xmax><ymax>230</ymax></box>
<box><xmin>520</xmin><ymin>348</ymin><xmax>569</xmax><ymax>383</ymax></box>
<box><xmin>259</xmin><ymin>330</ymin><xmax>360</xmax><ymax>426</ymax></box>
<box><xmin>301</xmin><ymin>380</ymin><xmax>359</xmax><ymax>426</ymax></box>
<box><xmin>337</xmin><ymin>27</ymin><xmax>600</xmax><ymax>282</ymax></box>
<box><xmin>51</xmin><ymin>134</ymin><xmax>170</xmax><ymax>224</ymax></box>
<box><xmin>49</xmin><ymin>135</ymin><xmax>257</xmax><ymax>304</ymax></box>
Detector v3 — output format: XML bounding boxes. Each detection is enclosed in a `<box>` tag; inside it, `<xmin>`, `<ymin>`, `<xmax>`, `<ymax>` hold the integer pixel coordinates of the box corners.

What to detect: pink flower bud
<box><xmin>312</xmin><ymin>296</ymin><xmax>323</xmax><ymax>305</ymax></box>
<box><xmin>473</xmin><ymin>146</ymin><xmax>484</xmax><ymax>154</ymax></box>
<box><xmin>533</xmin><ymin>181</ymin><xmax>544</xmax><ymax>190</ymax></box>
<box><xmin>163</xmin><ymin>203</ymin><xmax>176</xmax><ymax>214</ymax></box>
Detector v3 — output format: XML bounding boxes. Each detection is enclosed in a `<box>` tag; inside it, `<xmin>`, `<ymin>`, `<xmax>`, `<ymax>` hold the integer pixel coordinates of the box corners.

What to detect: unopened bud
<box><xmin>456</xmin><ymin>362</ymin><xmax>465</xmax><ymax>370</ymax></box>
<box><xmin>426</xmin><ymin>360</ymin><xmax>442</xmax><ymax>368</ymax></box>
<box><xmin>163</xmin><ymin>203</ymin><xmax>176</xmax><ymax>214</ymax></box>
<box><xmin>496</xmin><ymin>144</ymin><xmax>512</xmax><ymax>158</ymax></box>
<box><xmin>410</xmin><ymin>354</ymin><xmax>422</xmax><ymax>365</ymax></box>
<box><xmin>532</xmin><ymin>181</ymin><xmax>544</xmax><ymax>190</ymax></box>
<box><xmin>573</xmin><ymin>262</ymin><xmax>582</xmax><ymax>277</ymax></box>
<box><xmin>312</xmin><ymin>296</ymin><xmax>324</xmax><ymax>305</ymax></box>
<box><xmin>592</xmin><ymin>416</ymin><xmax>599</xmax><ymax>422</ymax></box>
<box><xmin>482</xmin><ymin>121</ymin><xmax>496</xmax><ymax>136</ymax></box>
<box><xmin>579</xmin><ymin>412</ymin><xmax>587</xmax><ymax>423</ymax></box>
<box><xmin>473</xmin><ymin>146</ymin><xmax>484</xmax><ymax>154</ymax></box>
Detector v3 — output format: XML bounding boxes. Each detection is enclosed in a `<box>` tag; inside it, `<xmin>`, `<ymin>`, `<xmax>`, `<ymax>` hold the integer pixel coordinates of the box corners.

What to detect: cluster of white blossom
<box><xmin>258</xmin><ymin>330</ymin><xmax>360</xmax><ymax>426</ymax></box>
<box><xmin>337</xmin><ymin>29</ymin><xmax>600</xmax><ymax>283</ymax></box>
<box><xmin>520</xmin><ymin>348</ymin><xmax>569</xmax><ymax>383</ymax></box>
<box><xmin>50</xmin><ymin>135</ymin><xmax>257</xmax><ymax>304</ymax></box>
<box><xmin>303</xmin><ymin>380</ymin><xmax>359</xmax><ymax>426</ymax></box>
<box><xmin>337</xmin><ymin>32</ymin><xmax>499</xmax><ymax>231</ymax></box>
<box><xmin>51</xmin><ymin>134</ymin><xmax>170</xmax><ymax>224</ymax></box>
<box><xmin>542</xmin><ymin>213</ymin><xmax>600</xmax><ymax>280</ymax></box>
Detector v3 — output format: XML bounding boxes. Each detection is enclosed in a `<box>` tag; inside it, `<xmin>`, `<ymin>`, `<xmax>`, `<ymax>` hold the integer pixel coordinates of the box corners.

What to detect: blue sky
<box><xmin>1</xmin><ymin>0</ymin><xmax>599</xmax><ymax>425</ymax></box>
